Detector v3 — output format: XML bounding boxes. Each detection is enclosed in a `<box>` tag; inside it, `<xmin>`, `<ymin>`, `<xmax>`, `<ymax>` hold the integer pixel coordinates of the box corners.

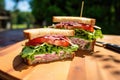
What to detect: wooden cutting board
<box><xmin>0</xmin><ymin>35</ymin><xmax>120</xmax><ymax>80</ymax></box>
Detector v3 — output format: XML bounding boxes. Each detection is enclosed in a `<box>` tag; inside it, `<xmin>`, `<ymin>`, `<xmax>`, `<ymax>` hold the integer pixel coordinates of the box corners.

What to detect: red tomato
<box><xmin>81</xmin><ymin>24</ymin><xmax>94</xmax><ymax>32</ymax></box>
<box><xmin>26</xmin><ymin>37</ymin><xmax>46</xmax><ymax>46</ymax></box>
<box><xmin>61</xmin><ymin>40</ymin><xmax>70</xmax><ymax>47</ymax></box>
<box><xmin>54</xmin><ymin>40</ymin><xmax>69</xmax><ymax>47</ymax></box>
<box><xmin>26</xmin><ymin>35</ymin><xmax>70</xmax><ymax>47</ymax></box>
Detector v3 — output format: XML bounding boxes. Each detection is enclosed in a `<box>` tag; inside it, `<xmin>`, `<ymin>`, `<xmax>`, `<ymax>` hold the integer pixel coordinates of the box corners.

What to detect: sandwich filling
<box><xmin>20</xmin><ymin>35</ymin><xmax>78</xmax><ymax>61</ymax></box>
<box><xmin>54</xmin><ymin>21</ymin><xmax>103</xmax><ymax>50</ymax></box>
<box><xmin>54</xmin><ymin>21</ymin><xmax>103</xmax><ymax>41</ymax></box>
<box><xmin>55</xmin><ymin>21</ymin><xmax>94</xmax><ymax>32</ymax></box>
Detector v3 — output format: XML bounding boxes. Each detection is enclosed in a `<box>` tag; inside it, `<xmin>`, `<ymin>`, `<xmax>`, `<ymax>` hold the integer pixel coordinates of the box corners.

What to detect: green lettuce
<box><xmin>74</xmin><ymin>28</ymin><xmax>103</xmax><ymax>41</ymax></box>
<box><xmin>20</xmin><ymin>43</ymin><xmax>78</xmax><ymax>61</ymax></box>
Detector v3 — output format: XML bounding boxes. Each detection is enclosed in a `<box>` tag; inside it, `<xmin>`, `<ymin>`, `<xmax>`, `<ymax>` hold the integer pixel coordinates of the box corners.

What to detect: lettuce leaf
<box><xmin>20</xmin><ymin>43</ymin><xmax>78</xmax><ymax>60</ymax></box>
<box><xmin>74</xmin><ymin>28</ymin><xmax>103</xmax><ymax>41</ymax></box>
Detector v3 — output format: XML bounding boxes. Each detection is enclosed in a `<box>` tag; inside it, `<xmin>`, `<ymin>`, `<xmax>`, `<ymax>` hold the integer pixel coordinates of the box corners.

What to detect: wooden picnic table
<box><xmin>0</xmin><ymin>31</ymin><xmax>120</xmax><ymax>80</ymax></box>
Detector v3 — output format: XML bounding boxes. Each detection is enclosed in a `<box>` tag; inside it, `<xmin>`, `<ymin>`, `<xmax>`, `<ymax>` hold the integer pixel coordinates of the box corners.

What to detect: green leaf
<box><xmin>20</xmin><ymin>43</ymin><xmax>79</xmax><ymax>61</ymax></box>
<box><xmin>74</xmin><ymin>29</ymin><xmax>103</xmax><ymax>40</ymax></box>
<box><xmin>20</xmin><ymin>46</ymin><xmax>35</xmax><ymax>60</ymax></box>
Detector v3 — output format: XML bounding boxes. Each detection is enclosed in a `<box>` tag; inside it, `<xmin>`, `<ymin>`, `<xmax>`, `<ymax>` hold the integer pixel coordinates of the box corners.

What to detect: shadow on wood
<box><xmin>13</xmin><ymin>55</ymin><xmax>29</xmax><ymax>72</ymax></box>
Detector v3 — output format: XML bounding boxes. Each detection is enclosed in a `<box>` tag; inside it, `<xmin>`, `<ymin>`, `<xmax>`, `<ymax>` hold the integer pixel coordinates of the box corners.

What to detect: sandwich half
<box><xmin>20</xmin><ymin>28</ymin><xmax>79</xmax><ymax>65</ymax></box>
<box><xmin>52</xmin><ymin>16</ymin><xmax>103</xmax><ymax>51</ymax></box>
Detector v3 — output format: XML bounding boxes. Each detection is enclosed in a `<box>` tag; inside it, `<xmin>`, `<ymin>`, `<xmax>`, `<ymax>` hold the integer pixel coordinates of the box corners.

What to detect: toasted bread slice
<box><xmin>23</xmin><ymin>28</ymin><xmax>75</xmax><ymax>40</ymax></box>
<box><xmin>53</xmin><ymin>16</ymin><xmax>96</xmax><ymax>26</ymax></box>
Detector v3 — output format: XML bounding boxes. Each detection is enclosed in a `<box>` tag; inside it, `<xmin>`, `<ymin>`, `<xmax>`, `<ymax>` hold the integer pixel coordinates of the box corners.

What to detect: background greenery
<box><xmin>29</xmin><ymin>0</ymin><xmax>120</xmax><ymax>35</ymax></box>
<box><xmin>0</xmin><ymin>0</ymin><xmax>120</xmax><ymax>35</ymax></box>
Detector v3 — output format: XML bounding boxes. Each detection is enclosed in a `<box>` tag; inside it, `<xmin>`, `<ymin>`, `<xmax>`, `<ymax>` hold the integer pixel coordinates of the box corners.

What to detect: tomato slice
<box><xmin>81</xmin><ymin>24</ymin><xmax>94</xmax><ymax>32</ymax></box>
<box><xmin>26</xmin><ymin>37</ymin><xmax>46</xmax><ymax>46</ymax></box>
<box><xmin>26</xmin><ymin>35</ymin><xmax>70</xmax><ymax>47</ymax></box>
<box><xmin>61</xmin><ymin>40</ymin><xmax>70</xmax><ymax>47</ymax></box>
<box><xmin>54</xmin><ymin>39</ymin><xmax>70</xmax><ymax>47</ymax></box>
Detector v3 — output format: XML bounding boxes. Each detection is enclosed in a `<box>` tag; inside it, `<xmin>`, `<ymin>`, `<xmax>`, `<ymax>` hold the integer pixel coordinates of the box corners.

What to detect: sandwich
<box><xmin>52</xmin><ymin>16</ymin><xmax>103</xmax><ymax>51</ymax></box>
<box><xmin>20</xmin><ymin>28</ymin><xmax>79</xmax><ymax>65</ymax></box>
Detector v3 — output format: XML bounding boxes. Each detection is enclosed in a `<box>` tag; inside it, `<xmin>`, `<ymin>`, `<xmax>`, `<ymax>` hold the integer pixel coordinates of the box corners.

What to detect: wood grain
<box><xmin>0</xmin><ymin>35</ymin><xmax>120</xmax><ymax>80</ymax></box>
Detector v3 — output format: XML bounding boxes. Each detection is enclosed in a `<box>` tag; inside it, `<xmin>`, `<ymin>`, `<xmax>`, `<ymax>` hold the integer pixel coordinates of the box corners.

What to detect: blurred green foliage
<box><xmin>11</xmin><ymin>10</ymin><xmax>35</xmax><ymax>24</ymax></box>
<box><xmin>30</xmin><ymin>0</ymin><xmax>120</xmax><ymax>35</ymax></box>
<box><xmin>0</xmin><ymin>0</ymin><xmax>5</xmax><ymax>10</ymax></box>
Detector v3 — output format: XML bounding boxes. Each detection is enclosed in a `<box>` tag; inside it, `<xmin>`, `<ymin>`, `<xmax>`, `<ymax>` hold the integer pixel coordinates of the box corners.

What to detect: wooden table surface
<box><xmin>0</xmin><ymin>35</ymin><xmax>120</xmax><ymax>80</ymax></box>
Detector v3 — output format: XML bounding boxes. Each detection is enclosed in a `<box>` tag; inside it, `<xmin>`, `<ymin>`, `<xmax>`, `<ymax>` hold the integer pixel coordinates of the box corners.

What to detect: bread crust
<box><xmin>23</xmin><ymin>28</ymin><xmax>75</xmax><ymax>40</ymax></box>
<box><xmin>53</xmin><ymin>16</ymin><xmax>96</xmax><ymax>26</ymax></box>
